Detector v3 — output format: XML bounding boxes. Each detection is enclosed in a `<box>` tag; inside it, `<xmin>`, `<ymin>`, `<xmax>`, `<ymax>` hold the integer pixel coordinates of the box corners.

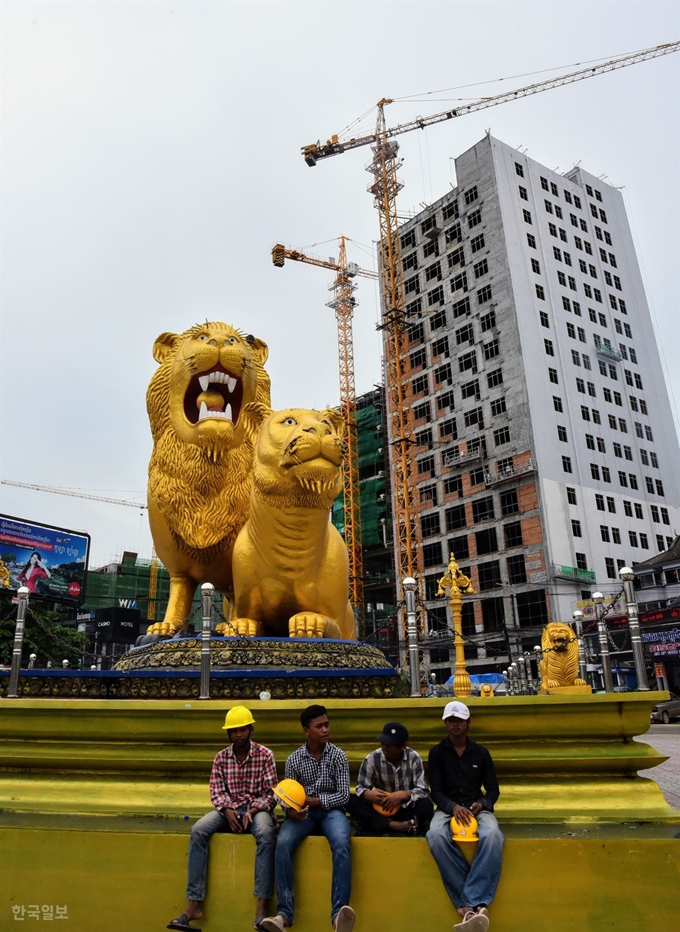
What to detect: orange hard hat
<box><xmin>372</xmin><ymin>801</ymin><xmax>398</xmax><ymax>817</ymax></box>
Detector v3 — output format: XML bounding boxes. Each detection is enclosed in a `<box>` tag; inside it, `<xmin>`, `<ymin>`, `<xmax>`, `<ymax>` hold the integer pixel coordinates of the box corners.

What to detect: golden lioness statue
<box><xmin>539</xmin><ymin>622</ymin><xmax>588</xmax><ymax>690</ymax></box>
<box><xmin>146</xmin><ymin>322</ymin><xmax>270</xmax><ymax>635</ymax></box>
<box><xmin>230</xmin><ymin>406</ymin><xmax>356</xmax><ymax>640</ymax></box>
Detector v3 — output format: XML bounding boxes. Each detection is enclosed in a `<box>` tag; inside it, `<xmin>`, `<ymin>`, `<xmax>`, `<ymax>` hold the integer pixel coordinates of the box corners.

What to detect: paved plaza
<box><xmin>637</xmin><ymin>723</ymin><xmax>680</xmax><ymax>811</ymax></box>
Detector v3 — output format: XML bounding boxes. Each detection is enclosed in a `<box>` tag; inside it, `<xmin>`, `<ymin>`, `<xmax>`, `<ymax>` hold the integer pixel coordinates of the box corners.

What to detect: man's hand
<box><xmin>222</xmin><ymin>808</ymin><xmax>243</xmax><ymax>833</ymax></box>
<box><xmin>452</xmin><ymin>804</ymin><xmax>475</xmax><ymax>826</ymax></box>
<box><xmin>364</xmin><ymin>789</ymin><xmax>388</xmax><ymax>804</ymax></box>
<box><xmin>383</xmin><ymin>790</ymin><xmax>410</xmax><ymax>812</ymax></box>
<box><xmin>468</xmin><ymin>802</ymin><xmax>483</xmax><ymax>816</ymax></box>
<box><xmin>241</xmin><ymin>809</ymin><xmax>255</xmax><ymax>830</ymax></box>
<box><xmin>287</xmin><ymin>805</ymin><xmax>309</xmax><ymax>821</ymax></box>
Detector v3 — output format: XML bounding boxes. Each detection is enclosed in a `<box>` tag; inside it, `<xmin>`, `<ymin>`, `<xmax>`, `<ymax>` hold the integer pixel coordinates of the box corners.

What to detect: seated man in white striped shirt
<box><xmin>348</xmin><ymin>721</ymin><xmax>433</xmax><ymax>836</ymax></box>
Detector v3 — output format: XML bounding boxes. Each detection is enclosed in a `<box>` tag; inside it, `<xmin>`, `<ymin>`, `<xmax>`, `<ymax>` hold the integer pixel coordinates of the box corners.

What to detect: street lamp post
<box><xmin>437</xmin><ymin>554</ymin><xmax>474</xmax><ymax>698</ymax></box>
<box><xmin>619</xmin><ymin>567</ymin><xmax>649</xmax><ymax>691</ymax></box>
<box><xmin>593</xmin><ymin>592</ymin><xmax>614</xmax><ymax>693</ymax></box>
<box><xmin>6</xmin><ymin>587</ymin><xmax>30</xmax><ymax>699</ymax></box>
<box><xmin>199</xmin><ymin>582</ymin><xmax>214</xmax><ymax>700</ymax></box>
<box><xmin>403</xmin><ymin>577</ymin><xmax>421</xmax><ymax>698</ymax></box>
<box><xmin>572</xmin><ymin>609</ymin><xmax>588</xmax><ymax>684</ymax></box>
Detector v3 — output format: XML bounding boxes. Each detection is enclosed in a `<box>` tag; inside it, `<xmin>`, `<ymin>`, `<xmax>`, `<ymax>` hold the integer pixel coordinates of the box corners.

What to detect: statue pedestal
<box><xmin>539</xmin><ymin>685</ymin><xmax>593</xmax><ymax>695</ymax></box>
<box><xmin>107</xmin><ymin>636</ymin><xmax>404</xmax><ymax>699</ymax></box>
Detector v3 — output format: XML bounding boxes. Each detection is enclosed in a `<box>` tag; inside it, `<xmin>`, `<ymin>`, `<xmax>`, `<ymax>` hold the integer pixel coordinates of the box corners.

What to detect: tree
<box><xmin>0</xmin><ymin>596</ymin><xmax>89</xmax><ymax>668</ymax></box>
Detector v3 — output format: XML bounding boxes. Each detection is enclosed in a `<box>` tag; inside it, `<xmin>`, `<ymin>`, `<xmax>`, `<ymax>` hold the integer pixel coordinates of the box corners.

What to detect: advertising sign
<box><xmin>576</xmin><ymin>595</ymin><xmax>626</xmax><ymax>618</ymax></box>
<box><xmin>94</xmin><ymin>607</ymin><xmax>142</xmax><ymax>642</ymax></box>
<box><xmin>641</xmin><ymin>627</ymin><xmax>680</xmax><ymax>658</ymax></box>
<box><xmin>0</xmin><ymin>514</ymin><xmax>90</xmax><ymax>605</ymax></box>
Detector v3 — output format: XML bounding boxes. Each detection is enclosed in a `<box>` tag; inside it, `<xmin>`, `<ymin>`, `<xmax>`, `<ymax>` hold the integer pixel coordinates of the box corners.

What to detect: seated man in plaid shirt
<box><xmin>261</xmin><ymin>705</ymin><xmax>355</xmax><ymax>932</ymax></box>
<box><xmin>167</xmin><ymin>705</ymin><xmax>277</xmax><ymax>932</ymax></box>
<box><xmin>348</xmin><ymin>720</ymin><xmax>433</xmax><ymax>835</ymax></box>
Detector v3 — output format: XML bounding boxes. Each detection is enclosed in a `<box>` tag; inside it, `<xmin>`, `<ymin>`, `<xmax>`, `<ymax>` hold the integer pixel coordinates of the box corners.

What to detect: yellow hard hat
<box><xmin>273</xmin><ymin>779</ymin><xmax>306</xmax><ymax>812</ymax></box>
<box><xmin>222</xmin><ymin>706</ymin><xmax>255</xmax><ymax>730</ymax></box>
<box><xmin>450</xmin><ymin>812</ymin><xmax>479</xmax><ymax>842</ymax></box>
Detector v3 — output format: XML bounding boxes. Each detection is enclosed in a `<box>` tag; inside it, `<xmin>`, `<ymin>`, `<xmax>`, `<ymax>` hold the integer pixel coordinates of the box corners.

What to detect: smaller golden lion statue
<box><xmin>230</xmin><ymin>406</ymin><xmax>356</xmax><ymax>640</ymax></box>
<box><xmin>0</xmin><ymin>559</ymin><xmax>11</xmax><ymax>588</ymax></box>
<box><xmin>539</xmin><ymin>622</ymin><xmax>587</xmax><ymax>690</ymax></box>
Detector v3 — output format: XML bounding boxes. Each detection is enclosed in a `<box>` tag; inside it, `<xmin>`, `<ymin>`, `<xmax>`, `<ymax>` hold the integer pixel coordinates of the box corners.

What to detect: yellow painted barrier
<box><xmin>1</xmin><ymin>694</ymin><xmax>678</xmax><ymax>930</ymax></box>
<box><xmin>0</xmin><ymin>695</ymin><xmax>675</xmax><ymax>822</ymax></box>
<box><xmin>1</xmin><ymin>818</ymin><xmax>679</xmax><ymax>932</ymax></box>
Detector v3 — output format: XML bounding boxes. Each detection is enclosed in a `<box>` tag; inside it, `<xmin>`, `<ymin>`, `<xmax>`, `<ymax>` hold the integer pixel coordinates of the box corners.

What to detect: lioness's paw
<box><xmin>217</xmin><ymin>618</ymin><xmax>264</xmax><ymax>637</ymax></box>
<box><xmin>289</xmin><ymin>612</ymin><xmax>327</xmax><ymax>638</ymax></box>
<box><xmin>146</xmin><ymin>621</ymin><xmax>185</xmax><ymax>637</ymax></box>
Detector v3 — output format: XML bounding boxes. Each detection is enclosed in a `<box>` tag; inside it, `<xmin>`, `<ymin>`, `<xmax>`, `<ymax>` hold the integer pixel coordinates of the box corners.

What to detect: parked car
<box><xmin>650</xmin><ymin>692</ymin><xmax>680</xmax><ymax>724</ymax></box>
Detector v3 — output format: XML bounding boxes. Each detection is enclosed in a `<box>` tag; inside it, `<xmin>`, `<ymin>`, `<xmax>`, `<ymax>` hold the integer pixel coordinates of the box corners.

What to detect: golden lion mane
<box><xmin>146</xmin><ymin>321</ymin><xmax>270</xmax><ymax>633</ymax></box>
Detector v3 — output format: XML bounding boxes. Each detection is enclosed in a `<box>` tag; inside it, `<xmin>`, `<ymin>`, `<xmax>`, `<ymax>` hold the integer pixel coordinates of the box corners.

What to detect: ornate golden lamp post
<box><xmin>437</xmin><ymin>553</ymin><xmax>475</xmax><ymax>698</ymax></box>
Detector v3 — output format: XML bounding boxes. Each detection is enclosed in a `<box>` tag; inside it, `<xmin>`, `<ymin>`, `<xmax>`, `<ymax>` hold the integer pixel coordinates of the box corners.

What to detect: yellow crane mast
<box><xmin>271</xmin><ymin>239</ymin><xmax>378</xmax><ymax>619</ymax></box>
<box><xmin>1</xmin><ymin>479</ymin><xmax>159</xmax><ymax>622</ymax></box>
<box><xmin>300</xmin><ymin>40</ymin><xmax>679</xmax><ymax>673</ymax></box>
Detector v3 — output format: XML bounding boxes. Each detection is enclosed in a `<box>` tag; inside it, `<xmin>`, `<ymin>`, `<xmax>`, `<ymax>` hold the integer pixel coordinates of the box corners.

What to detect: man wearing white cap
<box><xmin>426</xmin><ymin>701</ymin><xmax>503</xmax><ymax>932</ymax></box>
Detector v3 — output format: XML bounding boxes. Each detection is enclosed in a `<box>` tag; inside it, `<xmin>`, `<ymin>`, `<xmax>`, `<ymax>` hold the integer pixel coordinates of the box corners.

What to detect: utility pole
<box><xmin>6</xmin><ymin>587</ymin><xmax>30</xmax><ymax>699</ymax></box>
<box><xmin>403</xmin><ymin>577</ymin><xmax>420</xmax><ymax>698</ymax></box>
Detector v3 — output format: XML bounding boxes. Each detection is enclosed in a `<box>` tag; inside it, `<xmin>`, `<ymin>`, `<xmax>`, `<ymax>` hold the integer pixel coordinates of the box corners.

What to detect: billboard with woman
<box><xmin>0</xmin><ymin>514</ymin><xmax>90</xmax><ymax>604</ymax></box>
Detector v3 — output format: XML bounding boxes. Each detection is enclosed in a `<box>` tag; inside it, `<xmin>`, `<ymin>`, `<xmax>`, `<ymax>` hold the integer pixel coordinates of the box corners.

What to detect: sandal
<box><xmin>167</xmin><ymin>914</ymin><xmax>202</xmax><ymax>932</ymax></box>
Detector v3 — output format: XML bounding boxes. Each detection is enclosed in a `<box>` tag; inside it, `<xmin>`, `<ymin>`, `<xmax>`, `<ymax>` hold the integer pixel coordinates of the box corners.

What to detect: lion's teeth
<box><xmin>226</xmin><ymin>376</ymin><xmax>236</xmax><ymax>393</ymax></box>
<box><xmin>199</xmin><ymin>401</ymin><xmax>209</xmax><ymax>420</ymax></box>
<box><xmin>199</xmin><ymin>376</ymin><xmax>210</xmax><ymax>391</ymax></box>
<box><xmin>225</xmin><ymin>403</ymin><xmax>233</xmax><ymax>421</ymax></box>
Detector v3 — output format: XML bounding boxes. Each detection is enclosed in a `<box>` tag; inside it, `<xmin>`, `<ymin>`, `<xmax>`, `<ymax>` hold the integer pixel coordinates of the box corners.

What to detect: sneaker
<box><xmin>453</xmin><ymin>910</ymin><xmax>489</xmax><ymax>932</ymax></box>
<box><xmin>259</xmin><ymin>918</ymin><xmax>287</xmax><ymax>932</ymax></box>
<box><xmin>333</xmin><ymin>905</ymin><xmax>356</xmax><ymax>932</ymax></box>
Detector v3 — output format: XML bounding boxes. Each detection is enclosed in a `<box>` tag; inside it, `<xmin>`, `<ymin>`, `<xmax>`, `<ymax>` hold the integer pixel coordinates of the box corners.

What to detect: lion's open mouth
<box><xmin>183</xmin><ymin>365</ymin><xmax>243</xmax><ymax>425</ymax></box>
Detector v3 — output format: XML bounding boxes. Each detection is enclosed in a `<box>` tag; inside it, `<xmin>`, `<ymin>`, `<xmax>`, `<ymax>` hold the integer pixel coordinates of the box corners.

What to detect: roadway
<box><xmin>637</xmin><ymin>722</ymin><xmax>680</xmax><ymax>811</ymax></box>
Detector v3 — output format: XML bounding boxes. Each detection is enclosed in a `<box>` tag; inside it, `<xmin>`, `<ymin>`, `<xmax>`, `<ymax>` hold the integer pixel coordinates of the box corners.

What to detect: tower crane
<box><xmin>272</xmin><ymin>239</ymin><xmax>378</xmax><ymax>620</ymax></box>
<box><xmin>1</xmin><ymin>480</ymin><xmax>159</xmax><ymax>622</ymax></box>
<box><xmin>300</xmin><ymin>40</ymin><xmax>679</xmax><ymax>664</ymax></box>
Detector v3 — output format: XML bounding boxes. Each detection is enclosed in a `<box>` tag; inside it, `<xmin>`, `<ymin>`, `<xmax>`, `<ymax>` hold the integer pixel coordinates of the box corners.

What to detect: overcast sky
<box><xmin>1</xmin><ymin>0</ymin><xmax>678</xmax><ymax>568</ymax></box>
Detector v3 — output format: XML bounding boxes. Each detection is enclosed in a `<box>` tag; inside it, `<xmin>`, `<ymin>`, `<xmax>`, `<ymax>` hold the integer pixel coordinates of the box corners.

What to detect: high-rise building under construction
<box><xmin>385</xmin><ymin>134</ymin><xmax>679</xmax><ymax>677</ymax></box>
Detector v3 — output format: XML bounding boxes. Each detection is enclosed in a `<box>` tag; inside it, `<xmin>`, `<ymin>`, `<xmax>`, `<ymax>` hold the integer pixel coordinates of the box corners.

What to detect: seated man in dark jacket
<box><xmin>426</xmin><ymin>701</ymin><xmax>504</xmax><ymax>932</ymax></box>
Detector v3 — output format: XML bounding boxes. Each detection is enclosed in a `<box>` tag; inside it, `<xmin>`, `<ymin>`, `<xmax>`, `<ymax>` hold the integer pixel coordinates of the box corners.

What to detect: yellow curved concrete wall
<box><xmin>0</xmin><ymin>694</ymin><xmax>675</xmax><ymax>822</ymax></box>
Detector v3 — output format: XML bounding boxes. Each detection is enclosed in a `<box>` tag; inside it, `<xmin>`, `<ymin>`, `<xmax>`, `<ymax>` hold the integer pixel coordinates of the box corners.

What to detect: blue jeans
<box><xmin>186</xmin><ymin>806</ymin><xmax>276</xmax><ymax>901</ymax></box>
<box><xmin>274</xmin><ymin>808</ymin><xmax>351</xmax><ymax>926</ymax></box>
<box><xmin>427</xmin><ymin>809</ymin><xmax>504</xmax><ymax>910</ymax></box>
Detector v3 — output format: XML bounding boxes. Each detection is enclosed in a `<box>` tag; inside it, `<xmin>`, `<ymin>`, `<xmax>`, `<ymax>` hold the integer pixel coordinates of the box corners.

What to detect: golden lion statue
<box><xmin>539</xmin><ymin>622</ymin><xmax>588</xmax><ymax>690</ymax></box>
<box><xmin>230</xmin><ymin>406</ymin><xmax>356</xmax><ymax>640</ymax></box>
<box><xmin>0</xmin><ymin>559</ymin><xmax>11</xmax><ymax>588</ymax></box>
<box><xmin>146</xmin><ymin>322</ymin><xmax>270</xmax><ymax>635</ymax></box>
